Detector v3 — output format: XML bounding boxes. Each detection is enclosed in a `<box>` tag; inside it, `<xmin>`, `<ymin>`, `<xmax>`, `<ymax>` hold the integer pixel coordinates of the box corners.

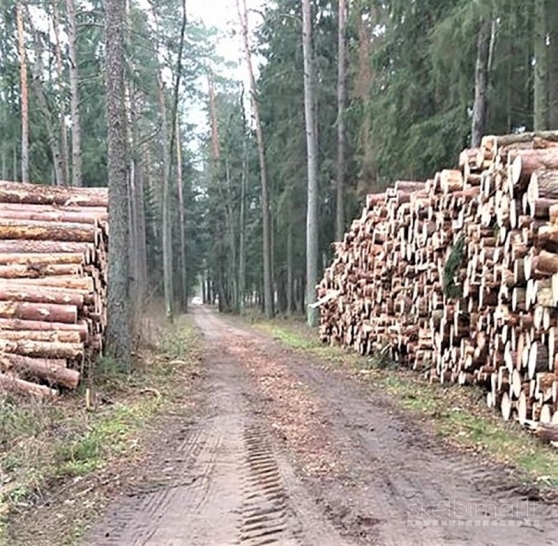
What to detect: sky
<box><xmin>185</xmin><ymin>0</ymin><xmax>266</xmax><ymax>149</ymax></box>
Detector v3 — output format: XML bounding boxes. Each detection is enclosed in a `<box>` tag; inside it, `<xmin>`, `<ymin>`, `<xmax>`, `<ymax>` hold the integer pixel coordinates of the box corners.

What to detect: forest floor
<box><xmin>5</xmin><ymin>306</ymin><xmax>558</xmax><ymax>545</ymax></box>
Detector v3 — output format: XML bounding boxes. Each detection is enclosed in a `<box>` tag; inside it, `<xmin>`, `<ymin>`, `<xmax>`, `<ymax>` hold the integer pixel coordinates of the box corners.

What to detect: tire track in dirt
<box><xmin>212</xmin><ymin>311</ymin><xmax>558</xmax><ymax>546</ymax></box>
<box><xmin>84</xmin><ymin>308</ymin><xmax>353</xmax><ymax>546</ymax></box>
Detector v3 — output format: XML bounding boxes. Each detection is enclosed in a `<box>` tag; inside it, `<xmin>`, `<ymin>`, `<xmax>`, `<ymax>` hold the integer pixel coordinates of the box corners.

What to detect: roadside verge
<box><xmin>0</xmin><ymin>315</ymin><xmax>201</xmax><ymax>546</ymax></box>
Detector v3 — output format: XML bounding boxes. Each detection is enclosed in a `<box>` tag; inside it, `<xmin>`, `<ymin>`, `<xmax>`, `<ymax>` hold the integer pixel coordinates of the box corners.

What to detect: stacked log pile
<box><xmin>0</xmin><ymin>181</ymin><xmax>108</xmax><ymax>399</ymax></box>
<box><xmin>318</xmin><ymin>131</ymin><xmax>558</xmax><ymax>432</ymax></box>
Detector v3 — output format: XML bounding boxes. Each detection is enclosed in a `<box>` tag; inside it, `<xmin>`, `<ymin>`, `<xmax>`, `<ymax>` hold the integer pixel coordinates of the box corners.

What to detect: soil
<box><xmin>84</xmin><ymin>307</ymin><xmax>558</xmax><ymax>545</ymax></box>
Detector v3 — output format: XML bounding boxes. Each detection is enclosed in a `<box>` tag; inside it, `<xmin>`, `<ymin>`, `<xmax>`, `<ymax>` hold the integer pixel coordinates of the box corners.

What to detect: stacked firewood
<box><xmin>0</xmin><ymin>181</ymin><xmax>108</xmax><ymax>399</ymax></box>
<box><xmin>318</xmin><ymin>131</ymin><xmax>558</xmax><ymax>430</ymax></box>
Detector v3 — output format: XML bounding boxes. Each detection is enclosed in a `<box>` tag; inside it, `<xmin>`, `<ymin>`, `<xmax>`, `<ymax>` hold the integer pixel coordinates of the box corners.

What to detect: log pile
<box><xmin>318</xmin><ymin>131</ymin><xmax>558</xmax><ymax>438</ymax></box>
<box><xmin>0</xmin><ymin>181</ymin><xmax>108</xmax><ymax>399</ymax></box>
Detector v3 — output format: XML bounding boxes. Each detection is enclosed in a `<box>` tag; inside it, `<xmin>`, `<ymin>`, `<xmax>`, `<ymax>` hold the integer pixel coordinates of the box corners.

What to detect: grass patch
<box><xmin>255</xmin><ymin>319</ymin><xmax>558</xmax><ymax>489</ymax></box>
<box><xmin>0</xmin><ymin>315</ymin><xmax>201</xmax><ymax>545</ymax></box>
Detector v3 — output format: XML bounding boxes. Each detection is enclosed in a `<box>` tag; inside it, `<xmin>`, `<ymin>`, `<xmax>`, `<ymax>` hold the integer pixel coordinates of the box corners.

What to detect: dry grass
<box><xmin>0</xmin><ymin>312</ymin><xmax>201</xmax><ymax>546</ymax></box>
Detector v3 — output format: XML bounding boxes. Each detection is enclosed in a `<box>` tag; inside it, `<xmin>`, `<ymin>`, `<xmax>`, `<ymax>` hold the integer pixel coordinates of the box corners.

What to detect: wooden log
<box><xmin>0</xmin><ymin>180</ymin><xmax>107</xmax><ymax>207</ymax></box>
<box><xmin>0</xmin><ymin>330</ymin><xmax>81</xmax><ymax>343</ymax></box>
<box><xmin>0</xmin><ymin>205</ymin><xmax>107</xmax><ymax>224</ymax></box>
<box><xmin>529</xmin><ymin>342</ymin><xmax>549</xmax><ymax>378</ymax></box>
<box><xmin>440</xmin><ymin>170</ymin><xmax>463</xmax><ymax>193</ymax></box>
<box><xmin>0</xmin><ymin>318</ymin><xmax>88</xmax><ymax>340</ymax></box>
<box><xmin>0</xmin><ymin>253</ymin><xmax>86</xmax><ymax>266</ymax></box>
<box><xmin>493</xmin><ymin>131</ymin><xmax>558</xmax><ymax>148</ymax></box>
<box><xmin>0</xmin><ymin>285</ymin><xmax>86</xmax><ymax>307</ymax></box>
<box><xmin>0</xmin><ymin>263</ymin><xmax>83</xmax><ymax>279</ymax></box>
<box><xmin>529</xmin><ymin>169</ymin><xmax>558</xmax><ymax>200</ymax></box>
<box><xmin>0</xmin><ymin>354</ymin><xmax>78</xmax><ymax>389</ymax></box>
<box><xmin>0</xmin><ymin>339</ymin><xmax>83</xmax><ymax>359</ymax></box>
<box><xmin>0</xmin><ymin>372</ymin><xmax>58</xmax><ymax>399</ymax></box>
<box><xmin>0</xmin><ymin>240</ymin><xmax>94</xmax><ymax>255</ymax></box>
<box><xmin>501</xmin><ymin>391</ymin><xmax>513</xmax><ymax>421</ymax></box>
<box><xmin>0</xmin><ymin>220</ymin><xmax>99</xmax><ymax>244</ymax></box>
<box><xmin>537</xmin><ymin>225</ymin><xmax>558</xmax><ymax>253</ymax></box>
<box><xmin>534</xmin><ymin>250</ymin><xmax>558</xmax><ymax>276</ymax></box>
<box><xmin>0</xmin><ymin>301</ymin><xmax>77</xmax><ymax>323</ymax></box>
<box><xmin>511</xmin><ymin>149</ymin><xmax>558</xmax><ymax>187</ymax></box>
<box><xmin>0</xmin><ymin>276</ymin><xmax>95</xmax><ymax>292</ymax></box>
<box><xmin>529</xmin><ymin>198</ymin><xmax>558</xmax><ymax>219</ymax></box>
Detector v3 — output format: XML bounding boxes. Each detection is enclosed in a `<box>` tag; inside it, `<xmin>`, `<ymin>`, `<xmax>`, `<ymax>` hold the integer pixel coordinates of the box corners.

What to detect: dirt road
<box><xmin>86</xmin><ymin>307</ymin><xmax>558</xmax><ymax>545</ymax></box>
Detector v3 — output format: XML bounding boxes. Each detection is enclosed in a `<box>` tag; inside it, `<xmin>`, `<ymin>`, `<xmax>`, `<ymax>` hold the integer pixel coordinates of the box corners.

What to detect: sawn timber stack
<box><xmin>0</xmin><ymin>181</ymin><xmax>108</xmax><ymax>399</ymax></box>
<box><xmin>318</xmin><ymin>131</ymin><xmax>558</xmax><ymax>437</ymax></box>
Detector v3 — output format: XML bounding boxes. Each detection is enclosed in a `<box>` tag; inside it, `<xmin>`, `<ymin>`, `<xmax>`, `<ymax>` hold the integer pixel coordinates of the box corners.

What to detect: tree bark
<box><xmin>471</xmin><ymin>18</ymin><xmax>491</xmax><ymax>148</ymax></box>
<box><xmin>302</xmin><ymin>0</ymin><xmax>319</xmax><ymax>327</ymax></box>
<box><xmin>25</xmin><ymin>10</ymin><xmax>65</xmax><ymax>186</ymax></box>
<box><xmin>238</xmin><ymin>110</ymin><xmax>247</xmax><ymax>313</ymax></box>
<box><xmin>287</xmin><ymin>197</ymin><xmax>294</xmax><ymax>316</ymax></box>
<box><xmin>66</xmin><ymin>0</ymin><xmax>82</xmax><ymax>186</ymax></box>
<box><xmin>548</xmin><ymin>0</ymin><xmax>558</xmax><ymax>128</ymax></box>
<box><xmin>534</xmin><ymin>0</ymin><xmax>549</xmax><ymax>131</ymax></box>
<box><xmin>104</xmin><ymin>0</ymin><xmax>131</xmax><ymax>368</ymax></box>
<box><xmin>237</xmin><ymin>0</ymin><xmax>274</xmax><ymax>318</ymax></box>
<box><xmin>157</xmin><ymin>80</ymin><xmax>174</xmax><ymax>321</ymax></box>
<box><xmin>16</xmin><ymin>0</ymin><xmax>29</xmax><ymax>183</ymax></box>
<box><xmin>176</xmin><ymin>119</ymin><xmax>188</xmax><ymax>312</ymax></box>
<box><xmin>52</xmin><ymin>0</ymin><xmax>69</xmax><ymax>186</ymax></box>
<box><xmin>335</xmin><ymin>0</ymin><xmax>347</xmax><ymax>241</ymax></box>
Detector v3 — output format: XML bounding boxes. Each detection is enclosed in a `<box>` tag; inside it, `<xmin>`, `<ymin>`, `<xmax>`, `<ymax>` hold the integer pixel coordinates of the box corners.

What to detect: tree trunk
<box><xmin>104</xmin><ymin>0</ymin><xmax>131</xmax><ymax>368</ymax></box>
<box><xmin>16</xmin><ymin>1</ymin><xmax>29</xmax><ymax>183</ymax></box>
<box><xmin>335</xmin><ymin>0</ymin><xmax>347</xmax><ymax>242</ymax></box>
<box><xmin>534</xmin><ymin>0</ymin><xmax>549</xmax><ymax>131</ymax></box>
<box><xmin>67</xmin><ymin>0</ymin><xmax>82</xmax><ymax>186</ymax></box>
<box><xmin>25</xmin><ymin>11</ymin><xmax>65</xmax><ymax>186</ymax></box>
<box><xmin>52</xmin><ymin>0</ymin><xmax>69</xmax><ymax>186</ymax></box>
<box><xmin>238</xmin><ymin>117</ymin><xmax>247</xmax><ymax>313</ymax></box>
<box><xmin>157</xmin><ymin>81</ymin><xmax>174</xmax><ymax>322</ymax></box>
<box><xmin>302</xmin><ymin>0</ymin><xmax>319</xmax><ymax>327</ymax></box>
<box><xmin>237</xmin><ymin>0</ymin><xmax>274</xmax><ymax>319</ymax></box>
<box><xmin>547</xmin><ymin>1</ymin><xmax>558</xmax><ymax>128</ymax></box>
<box><xmin>471</xmin><ymin>18</ymin><xmax>491</xmax><ymax>148</ymax></box>
<box><xmin>176</xmin><ymin>119</ymin><xmax>188</xmax><ymax>312</ymax></box>
<box><xmin>287</xmin><ymin>201</ymin><xmax>294</xmax><ymax>316</ymax></box>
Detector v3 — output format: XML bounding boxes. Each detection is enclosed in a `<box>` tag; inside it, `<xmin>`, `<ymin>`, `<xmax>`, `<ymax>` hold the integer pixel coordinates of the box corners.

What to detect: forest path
<box><xmin>85</xmin><ymin>307</ymin><xmax>558</xmax><ymax>546</ymax></box>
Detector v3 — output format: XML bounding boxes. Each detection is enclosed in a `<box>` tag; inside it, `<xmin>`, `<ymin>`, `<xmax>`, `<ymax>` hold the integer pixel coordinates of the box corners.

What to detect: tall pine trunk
<box><xmin>25</xmin><ymin>10</ymin><xmax>65</xmax><ymax>186</ymax></box>
<box><xmin>158</xmin><ymin>81</ymin><xmax>174</xmax><ymax>322</ymax></box>
<box><xmin>67</xmin><ymin>0</ymin><xmax>82</xmax><ymax>186</ymax></box>
<box><xmin>547</xmin><ymin>1</ymin><xmax>558</xmax><ymax>128</ymax></box>
<box><xmin>238</xmin><ymin>126</ymin><xmax>247</xmax><ymax>313</ymax></box>
<box><xmin>16</xmin><ymin>1</ymin><xmax>29</xmax><ymax>183</ymax></box>
<box><xmin>52</xmin><ymin>0</ymin><xmax>69</xmax><ymax>186</ymax></box>
<box><xmin>286</xmin><ymin>195</ymin><xmax>294</xmax><ymax>316</ymax></box>
<box><xmin>471</xmin><ymin>19</ymin><xmax>491</xmax><ymax>148</ymax></box>
<box><xmin>302</xmin><ymin>0</ymin><xmax>319</xmax><ymax>327</ymax></box>
<box><xmin>335</xmin><ymin>0</ymin><xmax>347</xmax><ymax>242</ymax></box>
<box><xmin>237</xmin><ymin>0</ymin><xmax>274</xmax><ymax>318</ymax></box>
<box><xmin>176</xmin><ymin>119</ymin><xmax>188</xmax><ymax>312</ymax></box>
<box><xmin>534</xmin><ymin>0</ymin><xmax>549</xmax><ymax>131</ymax></box>
<box><xmin>105</xmin><ymin>0</ymin><xmax>131</xmax><ymax>367</ymax></box>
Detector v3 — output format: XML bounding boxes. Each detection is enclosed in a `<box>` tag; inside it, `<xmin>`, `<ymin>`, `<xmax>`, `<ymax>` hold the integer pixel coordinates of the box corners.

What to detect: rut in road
<box><xmin>85</xmin><ymin>308</ymin><xmax>349</xmax><ymax>546</ymax></box>
<box><xmin>86</xmin><ymin>308</ymin><xmax>558</xmax><ymax>546</ymax></box>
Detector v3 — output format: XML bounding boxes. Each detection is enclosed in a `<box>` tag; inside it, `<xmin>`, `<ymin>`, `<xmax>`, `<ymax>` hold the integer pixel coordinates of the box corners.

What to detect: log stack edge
<box><xmin>318</xmin><ymin>132</ymin><xmax>558</xmax><ymax>438</ymax></box>
<box><xmin>0</xmin><ymin>180</ymin><xmax>108</xmax><ymax>399</ymax></box>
